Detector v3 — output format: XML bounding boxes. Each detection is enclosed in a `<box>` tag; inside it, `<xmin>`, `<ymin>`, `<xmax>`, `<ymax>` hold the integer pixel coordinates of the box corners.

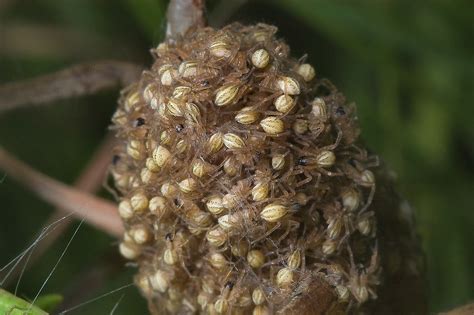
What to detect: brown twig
<box><xmin>0</xmin><ymin>0</ymin><xmax>12</xmax><ymax>11</ymax></box>
<box><xmin>3</xmin><ymin>135</ymin><xmax>117</xmax><ymax>286</ymax></box>
<box><xmin>0</xmin><ymin>23</ymin><xmax>141</xmax><ymax>60</ymax></box>
<box><xmin>0</xmin><ymin>60</ymin><xmax>142</xmax><ymax>112</ymax></box>
<box><xmin>0</xmin><ymin>146</ymin><xmax>123</xmax><ymax>237</ymax></box>
<box><xmin>166</xmin><ymin>0</ymin><xmax>206</xmax><ymax>38</ymax></box>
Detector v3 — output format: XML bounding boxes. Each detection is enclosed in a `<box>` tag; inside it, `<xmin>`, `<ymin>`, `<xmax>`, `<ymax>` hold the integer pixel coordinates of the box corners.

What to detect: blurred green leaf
<box><xmin>34</xmin><ymin>294</ymin><xmax>63</xmax><ymax>313</ymax></box>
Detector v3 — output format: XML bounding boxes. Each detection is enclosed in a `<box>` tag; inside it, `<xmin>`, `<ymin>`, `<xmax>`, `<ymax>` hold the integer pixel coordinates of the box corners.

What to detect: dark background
<box><xmin>0</xmin><ymin>0</ymin><xmax>473</xmax><ymax>313</ymax></box>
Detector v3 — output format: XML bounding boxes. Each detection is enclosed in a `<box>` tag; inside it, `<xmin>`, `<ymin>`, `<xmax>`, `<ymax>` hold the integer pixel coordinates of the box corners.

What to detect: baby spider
<box><xmin>323</xmin><ymin>204</ymin><xmax>355</xmax><ymax>246</ymax></box>
<box><xmin>345</xmin><ymin>243</ymin><xmax>381</xmax><ymax>306</ymax></box>
<box><xmin>339</xmin><ymin>157</ymin><xmax>377</xmax><ymax>215</ymax></box>
<box><xmin>289</xmin><ymin>129</ymin><xmax>344</xmax><ymax>187</ymax></box>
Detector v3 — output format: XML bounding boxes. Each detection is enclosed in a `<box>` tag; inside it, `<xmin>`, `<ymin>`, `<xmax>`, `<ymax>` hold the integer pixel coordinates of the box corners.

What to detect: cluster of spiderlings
<box><xmin>109</xmin><ymin>23</ymin><xmax>380</xmax><ymax>315</ymax></box>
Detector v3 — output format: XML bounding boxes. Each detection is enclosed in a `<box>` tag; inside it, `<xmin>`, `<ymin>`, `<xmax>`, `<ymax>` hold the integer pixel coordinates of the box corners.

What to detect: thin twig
<box><xmin>0</xmin><ymin>23</ymin><xmax>140</xmax><ymax>59</ymax></box>
<box><xmin>166</xmin><ymin>0</ymin><xmax>206</xmax><ymax>38</ymax></box>
<box><xmin>0</xmin><ymin>60</ymin><xmax>143</xmax><ymax>112</ymax></box>
<box><xmin>3</xmin><ymin>135</ymin><xmax>116</xmax><ymax>286</ymax></box>
<box><xmin>36</xmin><ymin>135</ymin><xmax>116</xmax><ymax>246</ymax></box>
<box><xmin>0</xmin><ymin>146</ymin><xmax>123</xmax><ymax>237</ymax></box>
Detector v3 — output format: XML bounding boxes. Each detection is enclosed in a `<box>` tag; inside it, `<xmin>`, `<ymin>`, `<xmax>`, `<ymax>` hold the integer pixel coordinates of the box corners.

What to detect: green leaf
<box><xmin>34</xmin><ymin>294</ymin><xmax>63</xmax><ymax>313</ymax></box>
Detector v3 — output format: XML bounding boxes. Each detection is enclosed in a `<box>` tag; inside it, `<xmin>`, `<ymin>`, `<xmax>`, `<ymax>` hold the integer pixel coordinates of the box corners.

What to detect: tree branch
<box><xmin>166</xmin><ymin>0</ymin><xmax>206</xmax><ymax>38</ymax></box>
<box><xmin>0</xmin><ymin>61</ymin><xmax>142</xmax><ymax>112</ymax></box>
<box><xmin>0</xmin><ymin>146</ymin><xmax>123</xmax><ymax>237</ymax></box>
<box><xmin>2</xmin><ymin>135</ymin><xmax>117</xmax><ymax>287</ymax></box>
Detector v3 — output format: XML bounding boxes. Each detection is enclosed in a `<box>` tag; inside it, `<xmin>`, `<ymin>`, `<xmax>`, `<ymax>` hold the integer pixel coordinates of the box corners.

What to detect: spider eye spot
<box><xmin>297</xmin><ymin>157</ymin><xmax>308</xmax><ymax>166</ymax></box>
<box><xmin>112</xmin><ymin>155</ymin><xmax>121</xmax><ymax>165</ymax></box>
<box><xmin>348</xmin><ymin>158</ymin><xmax>357</xmax><ymax>167</ymax></box>
<box><xmin>134</xmin><ymin>117</ymin><xmax>146</xmax><ymax>127</ymax></box>
<box><xmin>175</xmin><ymin>124</ymin><xmax>185</xmax><ymax>132</ymax></box>
<box><xmin>335</xmin><ymin>106</ymin><xmax>346</xmax><ymax>116</ymax></box>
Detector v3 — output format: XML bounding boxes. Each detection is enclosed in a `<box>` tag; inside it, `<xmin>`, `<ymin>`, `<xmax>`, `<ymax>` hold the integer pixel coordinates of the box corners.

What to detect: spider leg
<box><xmin>274</xmin><ymin>178</ymin><xmax>296</xmax><ymax>198</ymax></box>
<box><xmin>368</xmin><ymin>287</ymin><xmax>378</xmax><ymax>299</ymax></box>
<box><xmin>313</xmin><ymin>172</ymin><xmax>322</xmax><ymax>188</ymax></box>
<box><xmin>359</xmin><ymin>185</ymin><xmax>375</xmax><ymax>214</ymax></box>
<box><xmin>0</xmin><ymin>61</ymin><xmax>142</xmax><ymax>112</ymax></box>
<box><xmin>277</xmin><ymin>219</ymin><xmax>300</xmax><ymax>243</ymax></box>
<box><xmin>295</xmin><ymin>169</ymin><xmax>313</xmax><ymax>187</ymax></box>
<box><xmin>262</xmin><ymin>255</ymin><xmax>285</xmax><ymax>268</ymax></box>
<box><xmin>366</xmin><ymin>155</ymin><xmax>380</xmax><ymax>168</ymax></box>
<box><xmin>337</xmin><ymin>214</ymin><xmax>354</xmax><ymax>250</ymax></box>
<box><xmin>346</xmin><ymin>244</ymin><xmax>356</xmax><ymax>270</ymax></box>
<box><xmin>251</xmin><ymin>222</ymin><xmax>281</xmax><ymax>245</ymax></box>
<box><xmin>322</xmin><ymin>127</ymin><xmax>342</xmax><ymax>151</ymax></box>
<box><xmin>0</xmin><ymin>146</ymin><xmax>123</xmax><ymax>236</ymax></box>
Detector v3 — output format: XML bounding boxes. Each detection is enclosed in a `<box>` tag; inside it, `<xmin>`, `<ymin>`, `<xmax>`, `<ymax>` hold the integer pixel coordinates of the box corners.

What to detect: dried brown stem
<box><xmin>3</xmin><ymin>136</ymin><xmax>117</xmax><ymax>286</ymax></box>
<box><xmin>0</xmin><ymin>60</ymin><xmax>142</xmax><ymax>112</ymax></box>
<box><xmin>166</xmin><ymin>0</ymin><xmax>206</xmax><ymax>38</ymax></box>
<box><xmin>0</xmin><ymin>0</ymin><xmax>13</xmax><ymax>11</ymax></box>
<box><xmin>0</xmin><ymin>23</ymin><xmax>141</xmax><ymax>59</ymax></box>
<box><xmin>0</xmin><ymin>146</ymin><xmax>123</xmax><ymax>237</ymax></box>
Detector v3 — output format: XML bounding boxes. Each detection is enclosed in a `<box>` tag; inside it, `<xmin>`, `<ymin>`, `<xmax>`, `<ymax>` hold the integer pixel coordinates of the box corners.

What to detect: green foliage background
<box><xmin>0</xmin><ymin>0</ymin><xmax>472</xmax><ymax>313</ymax></box>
